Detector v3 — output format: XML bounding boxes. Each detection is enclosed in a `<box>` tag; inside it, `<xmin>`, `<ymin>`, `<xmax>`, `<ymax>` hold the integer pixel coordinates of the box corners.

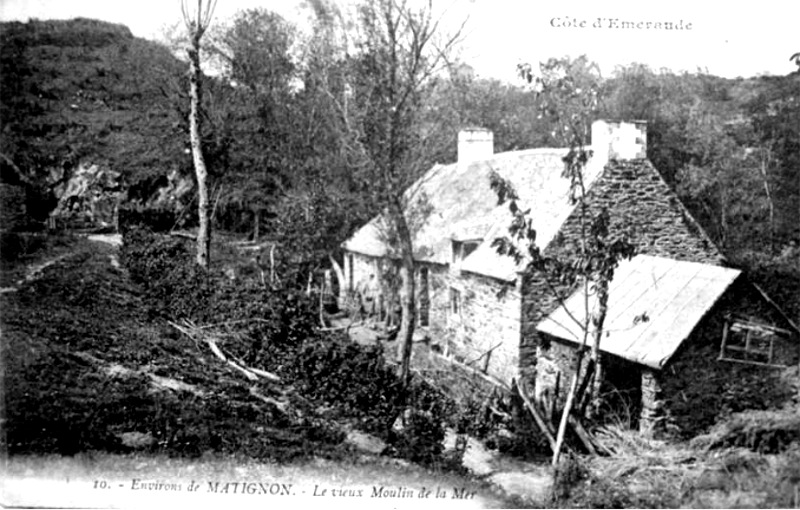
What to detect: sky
<box><xmin>1</xmin><ymin>0</ymin><xmax>797</xmax><ymax>81</ymax></box>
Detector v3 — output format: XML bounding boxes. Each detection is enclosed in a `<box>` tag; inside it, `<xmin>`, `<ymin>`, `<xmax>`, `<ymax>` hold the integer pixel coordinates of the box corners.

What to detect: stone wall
<box><xmin>520</xmin><ymin>158</ymin><xmax>727</xmax><ymax>384</ymax></box>
<box><xmin>639</xmin><ymin>369</ymin><xmax>663</xmax><ymax>437</ymax></box>
<box><xmin>533</xmin><ymin>278</ymin><xmax>799</xmax><ymax>437</ymax></box>
<box><xmin>657</xmin><ymin>279</ymin><xmax>799</xmax><ymax>438</ymax></box>
<box><xmin>347</xmin><ymin>252</ymin><xmax>380</xmax><ymax>294</ymax></box>
<box><xmin>442</xmin><ymin>269</ymin><xmax>521</xmax><ymax>384</ymax></box>
<box><xmin>514</xmin><ymin>156</ymin><xmax>799</xmax><ymax>434</ymax></box>
<box><xmin>554</xmin><ymin>159</ymin><xmax>724</xmax><ymax>266</ymax></box>
<box><xmin>345</xmin><ymin>250</ymin><xmax>522</xmax><ymax>385</ymax></box>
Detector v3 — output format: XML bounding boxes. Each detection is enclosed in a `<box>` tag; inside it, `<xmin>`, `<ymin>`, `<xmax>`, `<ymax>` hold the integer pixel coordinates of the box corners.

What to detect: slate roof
<box><xmin>536</xmin><ymin>254</ymin><xmax>742</xmax><ymax>369</ymax></box>
<box><xmin>343</xmin><ymin>147</ymin><xmax>608</xmax><ymax>280</ymax></box>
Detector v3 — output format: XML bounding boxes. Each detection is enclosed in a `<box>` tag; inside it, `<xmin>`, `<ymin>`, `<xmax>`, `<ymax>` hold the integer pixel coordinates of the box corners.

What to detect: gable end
<box><xmin>547</xmin><ymin>159</ymin><xmax>725</xmax><ymax>266</ymax></box>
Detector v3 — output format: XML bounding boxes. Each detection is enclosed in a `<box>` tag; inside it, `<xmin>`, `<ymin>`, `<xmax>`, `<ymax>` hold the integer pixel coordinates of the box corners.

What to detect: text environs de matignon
<box><xmin>551</xmin><ymin>17</ymin><xmax>693</xmax><ymax>30</ymax></box>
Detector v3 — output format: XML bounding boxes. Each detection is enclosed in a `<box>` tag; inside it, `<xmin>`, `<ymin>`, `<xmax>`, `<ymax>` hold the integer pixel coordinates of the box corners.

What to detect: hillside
<box><xmin>0</xmin><ymin>18</ymin><xmax>190</xmax><ymax>221</ymax></box>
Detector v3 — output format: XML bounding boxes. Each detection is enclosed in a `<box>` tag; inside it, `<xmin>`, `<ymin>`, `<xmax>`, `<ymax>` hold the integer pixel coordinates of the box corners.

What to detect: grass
<box><xmin>0</xmin><ymin>232</ymin><xmax>527</xmax><ymax>509</ymax></box>
<box><xmin>1</xmin><ymin>234</ymin><xmax>342</xmax><ymax>459</ymax></box>
<box><xmin>555</xmin><ymin>422</ymin><xmax>800</xmax><ymax>508</ymax></box>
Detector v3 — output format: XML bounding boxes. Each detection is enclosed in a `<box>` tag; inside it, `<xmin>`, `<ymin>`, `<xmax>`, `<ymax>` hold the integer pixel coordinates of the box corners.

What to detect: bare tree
<box><xmin>315</xmin><ymin>0</ymin><xmax>465</xmax><ymax>389</ymax></box>
<box><xmin>181</xmin><ymin>0</ymin><xmax>217</xmax><ymax>267</ymax></box>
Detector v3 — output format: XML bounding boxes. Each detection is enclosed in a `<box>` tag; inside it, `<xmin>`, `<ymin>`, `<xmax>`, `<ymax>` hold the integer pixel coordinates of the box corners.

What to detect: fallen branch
<box><xmin>206</xmin><ymin>338</ymin><xmax>227</xmax><ymax>362</ymax></box>
<box><xmin>244</xmin><ymin>366</ymin><xmax>281</xmax><ymax>382</ymax></box>
<box><xmin>433</xmin><ymin>351</ymin><xmax>511</xmax><ymax>392</ymax></box>
<box><xmin>168</xmin><ymin>320</ymin><xmax>280</xmax><ymax>383</ymax></box>
<box><xmin>169</xmin><ymin>231</ymin><xmax>196</xmax><ymax>241</ymax></box>
<box><xmin>318</xmin><ymin>325</ymin><xmax>350</xmax><ymax>332</ymax></box>
<box><xmin>250</xmin><ymin>387</ymin><xmax>288</xmax><ymax>413</ymax></box>
<box><xmin>568</xmin><ymin>414</ymin><xmax>598</xmax><ymax>455</ymax></box>
<box><xmin>228</xmin><ymin>359</ymin><xmax>259</xmax><ymax>381</ymax></box>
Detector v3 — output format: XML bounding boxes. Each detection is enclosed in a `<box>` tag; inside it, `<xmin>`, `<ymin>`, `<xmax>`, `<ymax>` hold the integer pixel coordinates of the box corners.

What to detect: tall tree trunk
<box><xmin>188</xmin><ymin>39</ymin><xmax>210</xmax><ymax>268</ymax></box>
<box><xmin>390</xmin><ymin>199</ymin><xmax>416</xmax><ymax>390</ymax></box>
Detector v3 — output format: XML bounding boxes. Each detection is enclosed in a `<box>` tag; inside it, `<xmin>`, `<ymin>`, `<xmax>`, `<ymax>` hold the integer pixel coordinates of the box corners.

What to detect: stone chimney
<box><xmin>591</xmin><ymin>120</ymin><xmax>647</xmax><ymax>163</ymax></box>
<box><xmin>458</xmin><ymin>128</ymin><xmax>494</xmax><ymax>163</ymax></box>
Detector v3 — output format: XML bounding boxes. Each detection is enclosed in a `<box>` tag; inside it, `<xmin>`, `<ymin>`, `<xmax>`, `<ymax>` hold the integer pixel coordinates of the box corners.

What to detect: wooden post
<box><xmin>719</xmin><ymin>318</ymin><xmax>730</xmax><ymax>360</ymax></box>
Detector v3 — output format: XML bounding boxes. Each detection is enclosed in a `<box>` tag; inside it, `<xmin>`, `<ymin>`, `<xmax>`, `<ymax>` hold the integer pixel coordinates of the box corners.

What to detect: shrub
<box><xmin>385</xmin><ymin>380</ymin><xmax>455</xmax><ymax>466</ymax></box>
<box><xmin>0</xmin><ymin>232</ymin><xmax>48</xmax><ymax>262</ymax></box>
<box><xmin>117</xmin><ymin>205</ymin><xmax>181</xmax><ymax>234</ymax></box>
<box><xmin>119</xmin><ymin>226</ymin><xmax>469</xmax><ymax>467</ymax></box>
<box><xmin>389</xmin><ymin>409</ymin><xmax>445</xmax><ymax>466</ymax></box>
<box><xmin>288</xmin><ymin>338</ymin><xmax>405</xmax><ymax>436</ymax></box>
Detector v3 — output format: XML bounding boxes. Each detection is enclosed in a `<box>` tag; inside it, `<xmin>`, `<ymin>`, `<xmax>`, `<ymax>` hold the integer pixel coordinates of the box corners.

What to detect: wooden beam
<box><xmin>568</xmin><ymin>414</ymin><xmax>597</xmax><ymax>455</ymax></box>
<box><xmin>717</xmin><ymin>356</ymin><xmax>789</xmax><ymax>369</ymax></box>
<box><xmin>514</xmin><ymin>380</ymin><xmax>557</xmax><ymax>452</ymax></box>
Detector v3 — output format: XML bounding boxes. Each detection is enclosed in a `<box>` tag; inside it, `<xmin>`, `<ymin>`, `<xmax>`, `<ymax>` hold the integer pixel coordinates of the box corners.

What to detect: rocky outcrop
<box><xmin>50</xmin><ymin>163</ymin><xmax>122</xmax><ymax>229</ymax></box>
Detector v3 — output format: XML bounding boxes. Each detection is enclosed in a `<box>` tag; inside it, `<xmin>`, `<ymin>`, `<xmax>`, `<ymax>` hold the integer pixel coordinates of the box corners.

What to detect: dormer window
<box><xmin>452</xmin><ymin>240</ymin><xmax>480</xmax><ymax>265</ymax></box>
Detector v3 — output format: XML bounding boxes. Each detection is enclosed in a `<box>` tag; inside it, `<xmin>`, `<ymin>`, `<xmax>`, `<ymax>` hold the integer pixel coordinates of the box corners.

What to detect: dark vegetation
<box><xmin>1</xmin><ymin>13</ymin><xmax>799</xmax><ymax>507</ymax></box>
<box><xmin>2</xmin><ymin>228</ymin><xmax>466</xmax><ymax>467</ymax></box>
<box><xmin>1</xmin><ymin>17</ymin><xmax>797</xmax><ymax>317</ymax></box>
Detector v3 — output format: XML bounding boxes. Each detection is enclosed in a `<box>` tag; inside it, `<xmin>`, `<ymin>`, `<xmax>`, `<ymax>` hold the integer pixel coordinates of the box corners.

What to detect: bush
<box><xmin>0</xmin><ymin>232</ymin><xmax>48</xmax><ymax>262</ymax></box>
<box><xmin>288</xmin><ymin>338</ymin><xmax>405</xmax><ymax>436</ymax></box>
<box><xmin>386</xmin><ymin>380</ymin><xmax>454</xmax><ymax>466</ymax></box>
<box><xmin>390</xmin><ymin>410</ymin><xmax>445</xmax><ymax>465</ymax></box>
<box><xmin>119</xmin><ymin>226</ymin><xmax>471</xmax><ymax>467</ymax></box>
<box><xmin>118</xmin><ymin>205</ymin><xmax>182</xmax><ymax>234</ymax></box>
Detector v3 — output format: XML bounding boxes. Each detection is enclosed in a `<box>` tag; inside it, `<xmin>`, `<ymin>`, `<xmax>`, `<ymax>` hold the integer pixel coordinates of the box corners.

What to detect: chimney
<box><xmin>458</xmin><ymin>128</ymin><xmax>494</xmax><ymax>163</ymax></box>
<box><xmin>591</xmin><ymin>120</ymin><xmax>647</xmax><ymax>163</ymax></box>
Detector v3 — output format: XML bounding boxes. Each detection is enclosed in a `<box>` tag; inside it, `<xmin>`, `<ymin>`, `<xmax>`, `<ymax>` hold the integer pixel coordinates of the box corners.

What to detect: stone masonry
<box><xmin>520</xmin><ymin>157</ymin><xmax>727</xmax><ymax>380</ymax></box>
<box><xmin>346</xmin><ymin>250</ymin><xmax>522</xmax><ymax>384</ymax></box>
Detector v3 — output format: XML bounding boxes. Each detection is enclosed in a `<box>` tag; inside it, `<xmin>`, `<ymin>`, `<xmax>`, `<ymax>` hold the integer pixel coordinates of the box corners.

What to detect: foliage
<box><xmin>693</xmin><ymin>404</ymin><xmax>800</xmax><ymax>454</ymax></box>
<box><xmin>288</xmin><ymin>338</ymin><xmax>405</xmax><ymax>436</ymax></box>
<box><xmin>602</xmin><ymin>65</ymin><xmax>800</xmax><ymax>262</ymax></box>
<box><xmin>118</xmin><ymin>227</ymin><xmax>461</xmax><ymax>464</ymax></box>
<box><xmin>2</xmin><ymin>237</ymin><xmax>345</xmax><ymax>461</ymax></box>
<box><xmin>658</xmin><ymin>332</ymin><xmax>796</xmax><ymax>439</ymax></box>
<box><xmin>0</xmin><ymin>18</ymin><xmax>189</xmax><ymax>219</ymax></box>
<box><xmin>386</xmin><ymin>380</ymin><xmax>452</xmax><ymax>466</ymax></box>
<box><xmin>0</xmin><ymin>232</ymin><xmax>48</xmax><ymax>262</ymax></box>
<box><xmin>492</xmin><ymin>57</ymin><xmax>636</xmax><ymax>464</ymax></box>
<box><xmin>428</xmin><ymin>75</ymin><xmax>548</xmax><ymax>160</ymax></box>
<box><xmin>117</xmin><ymin>204</ymin><xmax>182</xmax><ymax>234</ymax></box>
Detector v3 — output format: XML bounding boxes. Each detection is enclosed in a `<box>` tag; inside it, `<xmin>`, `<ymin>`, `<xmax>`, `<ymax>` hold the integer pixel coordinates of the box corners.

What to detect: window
<box><xmin>719</xmin><ymin>315</ymin><xmax>792</xmax><ymax>367</ymax></box>
<box><xmin>450</xmin><ymin>287</ymin><xmax>461</xmax><ymax>315</ymax></box>
<box><xmin>451</xmin><ymin>240</ymin><xmax>480</xmax><ymax>266</ymax></box>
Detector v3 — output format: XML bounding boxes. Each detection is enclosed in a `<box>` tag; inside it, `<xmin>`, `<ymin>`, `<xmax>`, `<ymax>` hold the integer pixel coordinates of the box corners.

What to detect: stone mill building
<box><xmin>342</xmin><ymin>120</ymin><xmax>799</xmax><ymax>436</ymax></box>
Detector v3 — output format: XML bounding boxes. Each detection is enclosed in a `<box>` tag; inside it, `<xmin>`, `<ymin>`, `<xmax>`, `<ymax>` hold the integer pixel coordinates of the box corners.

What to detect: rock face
<box><xmin>50</xmin><ymin>163</ymin><xmax>122</xmax><ymax>229</ymax></box>
<box><xmin>148</xmin><ymin>168</ymin><xmax>193</xmax><ymax>208</ymax></box>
